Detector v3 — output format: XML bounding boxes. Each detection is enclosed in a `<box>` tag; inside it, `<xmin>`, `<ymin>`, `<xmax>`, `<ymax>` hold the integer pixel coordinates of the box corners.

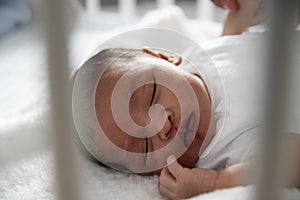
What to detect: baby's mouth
<box><xmin>178</xmin><ymin>113</ymin><xmax>198</xmax><ymax>147</ymax></box>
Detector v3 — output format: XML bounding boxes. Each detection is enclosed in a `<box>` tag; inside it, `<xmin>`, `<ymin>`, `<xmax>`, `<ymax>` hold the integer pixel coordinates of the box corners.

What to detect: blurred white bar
<box><xmin>256</xmin><ymin>1</ymin><xmax>299</xmax><ymax>200</ymax></box>
<box><xmin>157</xmin><ymin>0</ymin><xmax>175</xmax><ymax>8</ymax></box>
<box><xmin>44</xmin><ymin>0</ymin><xmax>81</xmax><ymax>199</ymax></box>
<box><xmin>119</xmin><ymin>0</ymin><xmax>136</xmax><ymax>19</ymax></box>
<box><xmin>86</xmin><ymin>0</ymin><xmax>100</xmax><ymax>17</ymax></box>
<box><xmin>196</xmin><ymin>0</ymin><xmax>215</xmax><ymax>20</ymax></box>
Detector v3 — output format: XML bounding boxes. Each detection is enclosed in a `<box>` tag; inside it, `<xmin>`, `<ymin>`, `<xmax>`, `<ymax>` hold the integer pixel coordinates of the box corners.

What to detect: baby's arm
<box><xmin>158</xmin><ymin>156</ymin><xmax>254</xmax><ymax>200</ymax></box>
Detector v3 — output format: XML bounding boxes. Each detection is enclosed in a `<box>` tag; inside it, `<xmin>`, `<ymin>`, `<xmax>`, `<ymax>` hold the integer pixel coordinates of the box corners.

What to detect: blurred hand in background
<box><xmin>210</xmin><ymin>0</ymin><xmax>239</xmax><ymax>11</ymax></box>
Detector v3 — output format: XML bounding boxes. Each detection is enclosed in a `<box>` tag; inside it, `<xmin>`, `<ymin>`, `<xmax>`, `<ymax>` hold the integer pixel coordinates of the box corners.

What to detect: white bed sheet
<box><xmin>1</xmin><ymin>6</ymin><xmax>299</xmax><ymax>200</ymax></box>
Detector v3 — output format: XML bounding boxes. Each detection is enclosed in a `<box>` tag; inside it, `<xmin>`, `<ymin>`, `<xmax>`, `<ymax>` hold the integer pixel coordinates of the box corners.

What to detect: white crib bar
<box><xmin>44</xmin><ymin>0</ymin><xmax>81</xmax><ymax>199</ymax></box>
<box><xmin>119</xmin><ymin>0</ymin><xmax>136</xmax><ymax>19</ymax></box>
<box><xmin>157</xmin><ymin>0</ymin><xmax>175</xmax><ymax>8</ymax></box>
<box><xmin>86</xmin><ymin>0</ymin><xmax>101</xmax><ymax>16</ymax></box>
<box><xmin>196</xmin><ymin>0</ymin><xmax>215</xmax><ymax>20</ymax></box>
<box><xmin>256</xmin><ymin>1</ymin><xmax>298</xmax><ymax>199</ymax></box>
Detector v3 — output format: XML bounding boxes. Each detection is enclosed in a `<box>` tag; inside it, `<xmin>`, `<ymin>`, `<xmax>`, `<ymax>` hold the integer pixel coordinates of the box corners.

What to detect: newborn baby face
<box><xmin>94</xmin><ymin>49</ymin><xmax>212</xmax><ymax>174</ymax></box>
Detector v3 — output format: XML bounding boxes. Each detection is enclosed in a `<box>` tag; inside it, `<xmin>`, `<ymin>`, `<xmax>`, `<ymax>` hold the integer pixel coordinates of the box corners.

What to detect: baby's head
<box><xmin>72</xmin><ymin>48</ymin><xmax>213</xmax><ymax>175</ymax></box>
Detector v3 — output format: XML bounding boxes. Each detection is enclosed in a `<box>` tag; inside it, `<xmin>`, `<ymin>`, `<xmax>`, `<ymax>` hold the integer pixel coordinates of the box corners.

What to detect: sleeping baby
<box><xmin>72</xmin><ymin>0</ymin><xmax>300</xmax><ymax>199</ymax></box>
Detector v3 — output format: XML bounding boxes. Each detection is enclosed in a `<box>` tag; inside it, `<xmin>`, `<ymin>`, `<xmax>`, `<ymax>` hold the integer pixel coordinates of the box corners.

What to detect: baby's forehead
<box><xmin>100</xmin><ymin>56</ymin><xmax>158</xmax><ymax>82</ymax></box>
<box><xmin>99</xmin><ymin>55</ymin><xmax>147</xmax><ymax>79</ymax></box>
<box><xmin>95</xmin><ymin>57</ymin><xmax>160</xmax><ymax>113</ymax></box>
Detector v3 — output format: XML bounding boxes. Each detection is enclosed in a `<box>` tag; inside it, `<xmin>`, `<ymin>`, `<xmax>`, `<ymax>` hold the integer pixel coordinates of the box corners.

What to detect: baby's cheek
<box><xmin>159</xmin><ymin>86</ymin><xmax>180</xmax><ymax>108</ymax></box>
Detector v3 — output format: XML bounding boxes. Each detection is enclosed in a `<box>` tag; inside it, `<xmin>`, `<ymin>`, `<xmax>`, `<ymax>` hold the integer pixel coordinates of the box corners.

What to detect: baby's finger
<box><xmin>158</xmin><ymin>184</ymin><xmax>176</xmax><ymax>200</ymax></box>
<box><xmin>161</xmin><ymin>166</ymin><xmax>176</xmax><ymax>180</ymax></box>
<box><xmin>160</xmin><ymin>167</ymin><xmax>176</xmax><ymax>190</ymax></box>
<box><xmin>211</xmin><ymin>0</ymin><xmax>223</xmax><ymax>8</ymax></box>
<box><xmin>222</xmin><ymin>0</ymin><xmax>239</xmax><ymax>11</ymax></box>
<box><xmin>167</xmin><ymin>155</ymin><xmax>184</xmax><ymax>179</ymax></box>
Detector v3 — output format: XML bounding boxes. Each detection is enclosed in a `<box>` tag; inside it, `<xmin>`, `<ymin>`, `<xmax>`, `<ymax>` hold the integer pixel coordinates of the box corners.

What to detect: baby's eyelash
<box><xmin>145</xmin><ymin>137</ymin><xmax>149</xmax><ymax>154</ymax></box>
<box><xmin>143</xmin><ymin>137</ymin><xmax>149</xmax><ymax>164</ymax></box>
<box><xmin>150</xmin><ymin>83</ymin><xmax>157</xmax><ymax>105</ymax></box>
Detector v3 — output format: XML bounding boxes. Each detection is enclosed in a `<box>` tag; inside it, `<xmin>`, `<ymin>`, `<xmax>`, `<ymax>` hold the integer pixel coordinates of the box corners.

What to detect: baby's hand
<box><xmin>222</xmin><ymin>0</ymin><xmax>267</xmax><ymax>35</ymax></box>
<box><xmin>158</xmin><ymin>155</ymin><xmax>219</xmax><ymax>200</ymax></box>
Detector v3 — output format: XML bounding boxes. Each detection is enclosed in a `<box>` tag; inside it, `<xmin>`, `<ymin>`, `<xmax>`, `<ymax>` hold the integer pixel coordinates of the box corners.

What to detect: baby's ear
<box><xmin>142</xmin><ymin>48</ymin><xmax>182</xmax><ymax>66</ymax></box>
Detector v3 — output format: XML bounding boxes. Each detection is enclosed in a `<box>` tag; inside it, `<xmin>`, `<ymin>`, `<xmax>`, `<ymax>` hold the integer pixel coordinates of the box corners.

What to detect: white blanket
<box><xmin>2</xmin><ymin>117</ymin><xmax>299</xmax><ymax>200</ymax></box>
<box><xmin>1</xmin><ymin>119</ymin><xmax>300</xmax><ymax>200</ymax></box>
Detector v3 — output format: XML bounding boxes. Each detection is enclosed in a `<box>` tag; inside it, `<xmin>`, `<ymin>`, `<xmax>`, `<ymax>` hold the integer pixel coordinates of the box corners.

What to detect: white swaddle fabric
<box><xmin>182</xmin><ymin>31</ymin><xmax>300</xmax><ymax>171</ymax></box>
<box><xmin>182</xmin><ymin>32</ymin><xmax>268</xmax><ymax>170</ymax></box>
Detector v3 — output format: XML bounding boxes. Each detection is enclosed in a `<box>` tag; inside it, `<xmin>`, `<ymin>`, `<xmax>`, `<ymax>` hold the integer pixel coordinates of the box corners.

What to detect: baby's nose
<box><xmin>158</xmin><ymin>111</ymin><xmax>174</xmax><ymax>141</ymax></box>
